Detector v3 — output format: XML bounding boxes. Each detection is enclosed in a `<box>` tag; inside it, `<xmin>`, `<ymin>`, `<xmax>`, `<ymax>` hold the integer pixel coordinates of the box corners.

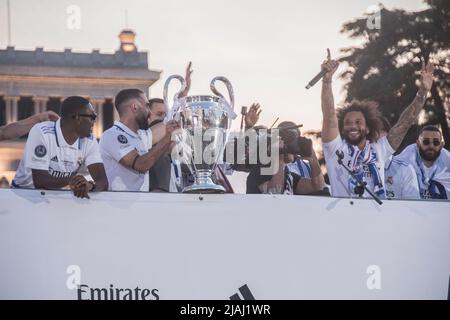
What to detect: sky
<box><xmin>1</xmin><ymin>0</ymin><xmax>427</xmax><ymax>132</ymax></box>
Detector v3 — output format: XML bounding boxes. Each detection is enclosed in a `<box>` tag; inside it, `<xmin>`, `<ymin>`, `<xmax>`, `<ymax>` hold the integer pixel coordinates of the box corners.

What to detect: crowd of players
<box><xmin>1</xmin><ymin>53</ymin><xmax>448</xmax><ymax>201</ymax></box>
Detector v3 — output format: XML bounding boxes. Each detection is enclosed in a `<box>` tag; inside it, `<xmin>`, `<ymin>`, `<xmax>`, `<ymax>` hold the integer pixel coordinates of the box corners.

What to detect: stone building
<box><xmin>0</xmin><ymin>30</ymin><xmax>161</xmax><ymax>184</ymax></box>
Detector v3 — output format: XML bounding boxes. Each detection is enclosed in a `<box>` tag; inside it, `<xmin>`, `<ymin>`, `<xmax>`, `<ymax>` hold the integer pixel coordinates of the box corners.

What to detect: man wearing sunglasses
<box><xmin>12</xmin><ymin>96</ymin><xmax>108</xmax><ymax>198</ymax></box>
<box><xmin>395</xmin><ymin>125</ymin><xmax>450</xmax><ymax>199</ymax></box>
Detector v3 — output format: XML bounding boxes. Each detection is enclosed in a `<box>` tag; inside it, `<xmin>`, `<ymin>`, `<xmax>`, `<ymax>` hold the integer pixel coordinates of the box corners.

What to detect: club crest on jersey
<box><xmin>117</xmin><ymin>134</ymin><xmax>128</xmax><ymax>144</ymax></box>
<box><xmin>34</xmin><ymin>145</ymin><xmax>47</xmax><ymax>158</ymax></box>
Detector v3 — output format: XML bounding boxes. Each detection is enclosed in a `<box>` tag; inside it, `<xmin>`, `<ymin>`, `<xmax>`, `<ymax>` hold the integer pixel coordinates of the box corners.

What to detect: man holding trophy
<box><xmin>99</xmin><ymin>89</ymin><xmax>179</xmax><ymax>192</ymax></box>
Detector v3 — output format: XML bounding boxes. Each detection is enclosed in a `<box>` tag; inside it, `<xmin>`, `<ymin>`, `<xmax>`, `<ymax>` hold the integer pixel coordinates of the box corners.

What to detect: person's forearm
<box><xmin>321</xmin><ymin>81</ymin><xmax>335</xmax><ymax>118</ymax></box>
<box><xmin>91</xmin><ymin>177</ymin><xmax>108</xmax><ymax>192</ymax></box>
<box><xmin>307</xmin><ymin>154</ymin><xmax>325</xmax><ymax>191</ymax></box>
<box><xmin>321</xmin><ymin>81</ymin><xmax>339</xmax><ymax>142</ymax></box>
<box><xmin>32</xmin><ymin>171</ymin><xmax>72</xmax><ymax>190</ymax></box>
<box><xmin>387</xmin><ymin>88</ymin><xmax>428</xmax><ymax>150</ymax></box>
<box><xmin>0</xmin><ymin>114</ymin><xmax>41</xmax><ymax>140</ymax></box>
<box><xmin>134</xmin><ymin>136</ymin><xmax>172</xmax><ymax>173</ymax></box>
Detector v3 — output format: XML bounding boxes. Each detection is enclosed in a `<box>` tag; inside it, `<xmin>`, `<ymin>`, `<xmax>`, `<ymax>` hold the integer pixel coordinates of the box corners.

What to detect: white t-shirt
<box><xmin>13</xmin><ymin>119</ymin><xmax>103</xmax><ymax>188</ymax></box>
<box><xmin>385</xmin><ymin>157</ymin><xmax>420</xmax><ymax>200</ymax></box>
<box><xmin>99</xmin><ymin>121</ymin><xmax>152</xmax><ymax>192</ymax></box>
<box><xmin>395</xmin><ymin>144</ymin><xmax>450</xmax><ymax>199</ymax></box>
<box><xmin>323</xmin><ymin>135</ymin><xmax>394</xmax><ymax>197</ymax></box>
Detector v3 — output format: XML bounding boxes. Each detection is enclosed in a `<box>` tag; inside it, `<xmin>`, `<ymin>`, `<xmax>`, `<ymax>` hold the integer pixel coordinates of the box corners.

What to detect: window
<box><xmin>0</xmin><ymin>96</ymin><xmax>5</xmax><ymax>126</ymax></box>
<box><xmin>102</xmin><ymin>99</ymin><xmax>114</xmax><ymax>131</ymax></box>
<box><xmin>18</xmin><ymin>97</ymin><xmax>34</xmax><ymax>121</ymax></box>
<box><xmin>46</xmin><ymin>97</ymin><xmax>61</xmax><ymax>115</ymax></box>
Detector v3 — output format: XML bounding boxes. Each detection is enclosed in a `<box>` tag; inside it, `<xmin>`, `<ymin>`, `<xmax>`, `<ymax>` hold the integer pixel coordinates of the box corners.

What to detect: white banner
<box><xmin>0</xmin><ymin>188</ymin><xmax>449</xmax><ymax>300</ymax></box>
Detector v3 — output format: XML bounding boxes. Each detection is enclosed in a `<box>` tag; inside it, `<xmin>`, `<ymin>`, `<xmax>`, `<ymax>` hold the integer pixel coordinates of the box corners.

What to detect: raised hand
<box><xmin>418</xmin><ymin>60</ymin><xmax>435</xmax><ymax>93</ymax></box>
<box><xmin>321</xmin><ymin>48</ymin><xmax>339</xmax><ymax>81</ymax></box>
<box><xmin>165</xmin><ymin>120</ymin><xmax>180</xmax><ymax>136</ymax></box>
<box><xmin>180</xmin><ymin>61</ymin><xmax>193</xmax><ymax>98</ymax></box>
<box><xmin>244</xmin><ymin>103</ymin><xmax>262</xmax><ymax>129</ymax></box>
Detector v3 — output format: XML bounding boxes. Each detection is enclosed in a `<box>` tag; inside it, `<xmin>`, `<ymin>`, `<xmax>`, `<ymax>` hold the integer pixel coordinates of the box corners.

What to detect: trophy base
<box><xmin>182</xmin><ymin>177</ymin><xmax>226</xmax><ymax>194</ymax></box>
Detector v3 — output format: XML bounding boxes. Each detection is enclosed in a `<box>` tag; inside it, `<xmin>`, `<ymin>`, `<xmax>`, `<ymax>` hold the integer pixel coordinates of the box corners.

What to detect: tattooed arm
<box><xmin>387</xmin><ymin>61</ymin><xmax>435</xmax><ymax>151</ymax></box>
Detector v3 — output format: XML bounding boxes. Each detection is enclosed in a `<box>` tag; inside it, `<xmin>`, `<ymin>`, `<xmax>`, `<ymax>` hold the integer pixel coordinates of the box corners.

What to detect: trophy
<box><xmin>164</xmin><ymin>75</ymin><xmax>236</xmax><ymax>193</ymax></box>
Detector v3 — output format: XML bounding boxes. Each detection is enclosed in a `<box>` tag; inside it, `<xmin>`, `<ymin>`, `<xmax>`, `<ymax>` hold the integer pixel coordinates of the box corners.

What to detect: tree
<box><xmin>339</xmin><ymin>0</ymin><xmax>450</xmax><ymax>151</ymax></box>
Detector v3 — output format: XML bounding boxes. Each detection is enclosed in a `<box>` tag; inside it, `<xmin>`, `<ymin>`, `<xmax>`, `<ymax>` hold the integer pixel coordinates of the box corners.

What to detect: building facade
<box><xmin>0</xmin><ymin>30</ymin><xmax>161</xmax><ymax>184</ymax></box>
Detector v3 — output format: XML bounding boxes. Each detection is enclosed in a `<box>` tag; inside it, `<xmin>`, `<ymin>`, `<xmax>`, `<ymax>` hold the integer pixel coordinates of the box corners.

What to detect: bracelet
<box><xmin>88</xmin><ymin>181</ymin><xmax>96</xmax><ymax>192</ymax></box>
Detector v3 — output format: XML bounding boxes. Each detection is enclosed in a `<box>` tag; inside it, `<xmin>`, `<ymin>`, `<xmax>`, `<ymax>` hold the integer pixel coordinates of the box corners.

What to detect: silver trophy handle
<box><xmin>163</xmin><ymin>75</ymin><xmax>187</xmax><ymax>118</ymax></box>
<box><xmin>210</xmin><ymin>76</ymin><xmax>234</xmax><ymax>111</ymax></box>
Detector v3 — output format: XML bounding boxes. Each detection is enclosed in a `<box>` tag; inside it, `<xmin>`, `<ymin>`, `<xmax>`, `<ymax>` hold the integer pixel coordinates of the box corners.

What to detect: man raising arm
<box><xmin>0</xmin><ymin>111</ymin><xmax>59</xmax><ymax>141</ymax></box>
<box><xmin>386</xmin><ymin>61</ymin><xmax>435</xmax><ymax>150</ymax></box>
<box><xmin>319</xmin><ymin>49</ymin><xmax>434</xmax><ymax>198</ymax></box>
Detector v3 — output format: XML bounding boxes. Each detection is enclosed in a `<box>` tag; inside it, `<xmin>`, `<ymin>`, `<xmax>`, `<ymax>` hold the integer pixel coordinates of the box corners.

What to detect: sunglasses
<box><xmin>421</xmin><ymin>138</ymin><xmax>441</xmax><ymax>146</ymax></box>
<box><xmin>73</xmin><ymin>113</ymin><xmax>98</xmax><ymax>121</ymax></box>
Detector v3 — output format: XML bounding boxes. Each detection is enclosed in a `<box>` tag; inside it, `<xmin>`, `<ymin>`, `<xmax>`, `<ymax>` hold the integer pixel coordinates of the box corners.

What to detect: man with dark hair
<box><xmin>0</xmin><ymin>111</ymin><xmax>59</xmax><ymax>141</ymax></box>
<box><xmin>320</xmin><ymin>48</ymin><xmax>435</xmax><ymax>198</ymax></box>
<box><xmin>395</xmin><ymin>125</ymin><xmax>450</xmax><ymax>199</ymax></box>
<box><xmin>13</xmin><ymin>96</ymin><xmax>108</xmax><ymax>198</ymax></box>
<box><xmin>99</xmin><ymin>89</ymin><xmax>179</xmax><ymax>191</ymax></box>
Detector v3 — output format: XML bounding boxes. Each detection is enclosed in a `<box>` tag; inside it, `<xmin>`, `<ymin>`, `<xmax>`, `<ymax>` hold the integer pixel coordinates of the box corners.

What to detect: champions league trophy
<box><xmin>163</xmin><ymin>75</ymin><xmax>237</xmax><ymax>193</ymax></box>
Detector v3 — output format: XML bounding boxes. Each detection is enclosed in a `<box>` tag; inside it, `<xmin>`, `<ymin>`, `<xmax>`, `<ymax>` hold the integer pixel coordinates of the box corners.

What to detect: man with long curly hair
<box><xmin>319</xmin><ymin>48</ymin><xmax>435</xmax><ymax>198</ymax></box>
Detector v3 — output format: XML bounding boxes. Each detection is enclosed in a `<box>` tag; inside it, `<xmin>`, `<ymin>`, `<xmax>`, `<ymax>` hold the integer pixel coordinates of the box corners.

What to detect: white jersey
<box><xmin>99</xmin><ymin>121</ymin><xmax>152</xmax><ymax>192</ymax></box>
<box><xmin>384</xmin><ymin>157</ymin><xmax>420</xmax><ymax>200</ymax></box>
<box><xmin>395</xmin><ymin>144</ymin><xmax>450</xmax><ymax>199</ymax></box>
<box><xmin>13</xmin><ymin>119</ymin><xmax>103</xmax><ymax>188</ymax></box>
<box><xmin>323</xmin><ymin>135</ymin><xmax>394</xmax><ymax>198</ymax></box>
<box><xmin>287</xmin><ymin>159</ymin><xmax>312</xmax><ymax>179</ymax></box>
<box><xmin>169</xmin><ymin>159</ymin><xmax>182</xmax><ymax>192</ymax></box>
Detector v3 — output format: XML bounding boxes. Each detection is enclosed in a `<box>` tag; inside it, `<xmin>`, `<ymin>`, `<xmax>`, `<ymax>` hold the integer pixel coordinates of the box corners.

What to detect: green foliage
<box><xmin>339</xmin><ymin>1</ymin><xmax>449</xmax><ymax>150</ymax></box>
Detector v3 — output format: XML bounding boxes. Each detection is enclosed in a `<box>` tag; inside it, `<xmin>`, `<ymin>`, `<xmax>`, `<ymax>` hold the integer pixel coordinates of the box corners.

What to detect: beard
<box><xmin>419</xmin><ymin>146</ymin><xmax>441</xmax><ymax>162</ymax></box>
<box><xmin>343</xmin><ymin>129</ymin><xmax>366</xmax><ymax>145</ymax></box>
<box><xmin>137</xmin><ymin>115</ymin><xmax>150</xmax><ymax>131</ymax></box>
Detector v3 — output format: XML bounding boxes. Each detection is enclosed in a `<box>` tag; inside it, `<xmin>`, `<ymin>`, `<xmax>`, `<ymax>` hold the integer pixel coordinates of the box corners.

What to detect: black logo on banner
<box><xmin>77</xmin><ymin>284</ymin><xmax>159</xmax><ymax>300</ymax></box>
<box><xmin>117</xmin><ymin>135</ymin><xmax>128</xmax><ymax>144</ymax></box>
<box><xmin>229</xmin><ymin>284</ymin><xmax>255</xmax><ymax>300</ymax></box>
<box><xmin>34</xmin><ymin>145</ymin><xmax>47</xmax><ymax>158</ymax></box>
<box><xmin>51</xmin><ymin>156</ymin><xmax>58</xmax><ymax>162</ymax></box>
<box><xmin>447</xmin><ymin>276</ymin><xmax>450</xmax><ymax>300</ymax></box>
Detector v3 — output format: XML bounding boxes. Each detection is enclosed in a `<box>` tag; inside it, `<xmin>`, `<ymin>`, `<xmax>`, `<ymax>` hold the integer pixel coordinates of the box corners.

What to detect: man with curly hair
<box><xmin>319</xmin><ymin>48</ymin><xmax>435</xmax><ymax>198</ymax></box>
